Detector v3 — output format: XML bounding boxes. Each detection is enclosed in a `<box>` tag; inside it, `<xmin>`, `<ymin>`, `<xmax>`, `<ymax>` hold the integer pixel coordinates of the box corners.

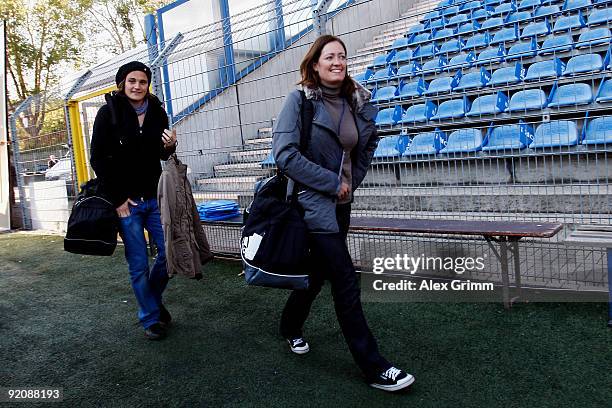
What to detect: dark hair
<box><xmin>299</xmin><ymin>35</ymin><xmax>355</xmax><ymax>106</ymax></box>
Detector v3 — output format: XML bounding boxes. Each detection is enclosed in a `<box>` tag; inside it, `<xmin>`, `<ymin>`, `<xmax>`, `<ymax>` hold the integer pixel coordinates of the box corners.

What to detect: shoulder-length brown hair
<box><xmin>299</xmin><ymin>35</ymin><xmax>356</xmax><ymax>106</ymax></box>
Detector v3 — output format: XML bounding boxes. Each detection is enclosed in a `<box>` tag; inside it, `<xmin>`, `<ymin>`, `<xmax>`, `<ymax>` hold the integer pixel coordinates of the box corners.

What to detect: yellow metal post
<box><xmin>67</xmin><ymin>100</ymin><xmax>88</xmax><ymax>186</ymax></box>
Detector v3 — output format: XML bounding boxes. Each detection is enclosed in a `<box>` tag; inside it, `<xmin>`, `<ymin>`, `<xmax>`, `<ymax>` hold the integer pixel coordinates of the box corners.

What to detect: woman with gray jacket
<box><xmin>272</xmin><ymin>35</ymin><xmax>414</xmax><ymax>392</ymax></box>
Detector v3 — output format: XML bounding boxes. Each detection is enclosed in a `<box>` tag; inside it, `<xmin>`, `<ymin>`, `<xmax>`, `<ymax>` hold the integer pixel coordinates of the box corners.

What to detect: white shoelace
<box><xmin>382</xmin><ymin>367</ymin><xmax>402</xmax><ymax>381</ymax></box>
<box><xmin>292</xmin><ymin>338</ymin><xmax>305</xmax><ymax>347</ymax></box>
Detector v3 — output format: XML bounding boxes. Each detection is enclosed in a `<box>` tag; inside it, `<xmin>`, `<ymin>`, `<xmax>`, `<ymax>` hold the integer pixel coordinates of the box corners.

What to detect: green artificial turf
<box><xmin>1</xmin><ymin>233</ymin><xmax>611</xmax><ymax>407</ymax></box>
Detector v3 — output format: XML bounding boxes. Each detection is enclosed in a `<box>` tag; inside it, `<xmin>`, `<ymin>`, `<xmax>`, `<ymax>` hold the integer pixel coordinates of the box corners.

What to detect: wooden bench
<box><xmin>350</xmin><ymin>218</ymin><xmax>563</xmax><ymax>309</ymax></box>
<box><xmin>565</xmin><ymin>225</ymin><xmax>612</xmax><ymax>327</ymax></box>
<box><xmin>204</xmin><ymin>215</ymin><xmax>563</xmax><ymax>309</ymax></box>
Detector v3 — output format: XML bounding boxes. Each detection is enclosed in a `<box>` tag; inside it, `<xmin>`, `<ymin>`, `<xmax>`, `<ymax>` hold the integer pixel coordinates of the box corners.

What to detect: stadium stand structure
<box><xmin>194</xmin><ymin>0</ymin><xmax>612</xmax><ymax>227</ymax></box>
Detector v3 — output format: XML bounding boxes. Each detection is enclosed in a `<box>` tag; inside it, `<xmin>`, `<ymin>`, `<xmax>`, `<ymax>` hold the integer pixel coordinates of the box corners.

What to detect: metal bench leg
<box><xmin>499</xmin><ymin>238</ymin><xmax>511</xmax><ymax>310</ymax></box>
<box><xmin>511</xmin><ymin>239</ymin><xmax>522</xmax><ymax>304</ymax></box>
<box><xmin>608</xmin><ymin>248</ymin><xmax>612</xmax><ymax>328</ymax></box>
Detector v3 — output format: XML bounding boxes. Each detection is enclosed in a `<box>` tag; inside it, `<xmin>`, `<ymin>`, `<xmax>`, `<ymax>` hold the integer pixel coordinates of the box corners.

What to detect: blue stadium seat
<box><xmin>491</xmin><ymin>26</ymin><xmax>519</xmax><ymax>44</ymax></box>
<box><xmin>448</xmin><ymin>51</ymin><xmax>477</xmax><ymax>68</ymax></box>
<box><xmin>562</xmin><ymin>0</ymin><xmax>592</xmax><ymax>10</ymax></box>
<box><xmin>465</xmin><ymin>32</ymin><xmax>490</xmax><ymax>49</ymax></box>
<box><xmin>593</xmin><ymin>0</ymin><xmax>612</xmax><ymax>4</ymax></box>
<box><xmin>261</xmin><ymin>152</ymin><xmax>275</xmax><ymax>167</ymax></box>
<box><xmin>467</xmin><ymin>92</ymin><xmax>509</xmax><ymax>115</ymax></box>
<box><xmin>540</xmin><ymin>35</ymin><xmax>573</xmax><ymax>55</ymax></box>
<box><xmin>369</xmin><ymin>51</ymin><xmax>396</xmax><ymax>68</ymax></box>
<box><xmin>403</xmin><ymin>129</ymin><xmax>447</xmax><ymax>156</ymax></box>
<box><xmin>414</xmin><ymin>44</ymin><xmax>439</xmax><ymax>59</ymax></box>
<box><xmin>375</xmin><ymin>106</ymin><xmax>403</xmax><ymax>126</ymax></box>
<box><xmin>506</xmin><ymin>38</ymin><xmax>538</xmax><ymax>60</ymax></box>
<box><xmin>399</xmin><ymin>101</ymin><xmax>438</xmax><ymax>123</ymax></box>
<box><xmin>525</xmin><ymin>57</ymin><xmax>565</xmax><ymax>80</ymax></box>
<box><xmin>508</xmin><ymin>89</ymin><xmax>548</xmax><ymax>111</ymax></box>
<box><xmin>564</xmin><ymin>53</ymin><xmax>604</xmax><ymax>75</ymax></box>
<box><xmin>373</xmin><ymin>134</ymin><xmax>410</xmax><ymax>158</ymax></box>
<box><xmin>481</xmin><ymin>17</ymin><xmax>505</xmax><ymax>30</ymax></box>
<box><xmin>471</xmin><ymin>6</ymin><xmax>495</xmax><ymax>20</ymax></box>
<box><xmin>577</xmin><ymin>28</ymin><xmax>612</xmax><ymax>48</ymax></box>
<box><xmin>588</xmin><ymin>8</ymin><xmax>612</xmax><ymax>25</ymax></box>
<box><xmin>459</xmin><ymin>21</ymin><xmax>481</xmax><ymax>34</ymax></box>
<box><xmin>595</xmin><ymin>79</ymin><xmax>612</xmax><ymax>103</ymax></box>
<box><xmin>447</xmin><ymin>13</ymin><xmax>470</xmax><ymax>26</ymax></box>
<box><xmin>518</xmin><ymin>0</ymin><xmax>542</xmax><ymax>9</ymax></box>
<box><xmin>534</xmin><ymin>5</ymin><xmax>560</xmax><ymax>18</ymax></box>
<box><xmin>462</xmin><ymin>0</ymin><xmax>484</xmax><ymax>11</ymax></box>
<box><xmin>396</xmin><ymin>61</ymin><xmax>422</xmax><ymax>78</ymax></box>
<box><xmin>408</xmin><ymin>24</ymin><xmax>428</xmax><ymax>34</ymax></box>
<box><xmin>425</xmin><ymin>72</ymin><xmax>461</xmax><ymax>94</ymax></box>
<box><xmin>552</xmin><ymin>12</ymin><xmax>586</xmax><ymax>32</ymax></box>
<box><xmin>490</xmin><ymin>63</ymin><xmax>525</xmax><ymax>85</ymax></box>
<box><xmin>434</xmin><ymin>28</ymin><xmax>457</xmax><ymax>40</ymax></box>
<box><xmin>482</xmin><ymin>121</ymin><xmax>535</xmax><ymax>151</ymax></box>
<box><xmin>423</xmin><ymin>11</ymin><xmax>440</xmax><ymax>21</ymax></box>
<box><xmin>436</xmin><ymin>0</ymin><xmax>453</xmax><ymax>8</ymax></box>
<box><xmin>531</xmin><ymin>120</ymin><xmax>579</xmax><ymax>147</ymax></box>
<box><xmin>548</xmin><ymin>83</ymin><xmax>593</xmax><ymax>107</ymax></box>
<box><xmin>391</xmin><ymin>37</ymin><xmax>410</xmax><ymax>49</ymax></box>
<box><xmin>494</xmin><ymin>2</ymin><xmax>517</xmax><ymax>15</ymax></box>
<box><xmin>486</xmin><ymin>0</ymin><xmax>505</xmax><ymax>5</ymax></box>
<box><xmin>582</xmin><ymin>116</ymin><xmax>612</xmax><ymax>145</ymax></box>
<box><xmin>371</xmin><ymin>86</ymin><xmax>398</xmax><ymax>102</ymax></box>
<box><xmin>368</xmin><ymin>66</ymin><xmax>397</xmax><ymax>83</ymax></box>
<box><xmin>409</xmin><ymin>32</ymin><xmax>432</xmax><ymax>45</ymax></box>
<box><xmin>390</xmin><ymin>49</ymin><xmax>413</xmax><ymax>65</ymax></box>
<box><xmin>477</xmin><ymin>45</ymin><xmax>506</xmax><ymax>65</ymax></box>
<box><xmin>441</xmin><ymin>5</ymin><xmax>461</xmax><ymax>17</ymax></box>
<box><xmin>506</xmin><ymin>10</ymin><xmax>532</xmax><ymax>23</ymax></box>
<box><xmin>442</xmin><ymin>128</ymin><xmax>486</xmax><ymax>153</ymax></box>
<box><xmin>422</xmin><ymin>56</ymin><xmax>449</xmax><ymax>73</ymax></box>
<box><xmin>398</xmin><ymin>78</ymin><xmax>428</xmax><ymax>98</ymax></box>
<box><xmin>430</xmin><ymin>18</ymin><xmax>448</xmax><ymax>29</ymax></box>
<box><xmin>431</xmin><ymin>97</ymin><xmax>471</xmax><ymax>120</ymax></box>
<box><xmin>353</xmin><ymin>69</ymin><xmax>374</xmax><ymax>83</ymax></box>
<box><xmin>521</xmin><ymin>19</ymin><xmax>551</xmax><ymax>38</ymax></box>
<box><xmin>455</xmin><ymin>67</ymin><xmax>491</xmax><ymax>90</ymax></box>
<box><xmin>437</xmin><ymin>39</ymin><xmax>464</xmax><ymax>55</ymax></box>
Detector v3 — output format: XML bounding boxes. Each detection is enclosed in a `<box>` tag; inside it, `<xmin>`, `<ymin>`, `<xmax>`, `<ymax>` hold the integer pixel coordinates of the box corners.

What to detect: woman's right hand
<box><xmin>337</xmin><ymin>182</ymin><xmax>351</xmax><ymax>201</ymax></box>
<box><xmin>116</xmin><ymin>199</ymin><xmax>137</xmax><ymax>218</ymax></box>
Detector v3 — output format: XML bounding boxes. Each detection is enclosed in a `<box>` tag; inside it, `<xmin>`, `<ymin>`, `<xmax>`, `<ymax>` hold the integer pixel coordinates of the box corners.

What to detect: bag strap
<box><xmin>299</xmin><ymin>90</ymin><xmax>313</xmax><ymax>155</ymax></box>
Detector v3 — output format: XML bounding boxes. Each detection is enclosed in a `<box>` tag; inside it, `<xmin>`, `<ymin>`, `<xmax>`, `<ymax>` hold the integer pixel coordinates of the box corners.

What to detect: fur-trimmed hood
<box><xmin>300</xmin><ymin>79</ymin><xmax>372</xmax><ymax>111</ymax></box>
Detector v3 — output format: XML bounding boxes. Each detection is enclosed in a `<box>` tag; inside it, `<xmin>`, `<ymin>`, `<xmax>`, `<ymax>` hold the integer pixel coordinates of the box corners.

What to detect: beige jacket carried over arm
<box><xmin>158</xmin><ymin>154</ymin><xmax>213</xmax><ymax>279</ymax></box>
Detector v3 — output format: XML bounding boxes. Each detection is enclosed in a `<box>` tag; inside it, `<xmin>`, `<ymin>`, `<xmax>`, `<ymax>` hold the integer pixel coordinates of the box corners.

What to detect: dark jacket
<box><xmin>272</xmin><ymin>81</ymin><xmax>379</xmax><ymax>233</ymax></box>
<box><xmin>90</xmin><ymin>92</ymin><xmax>176</xmax><ymax>206</ymax></box>
<box><xmin>158</xmin><ymin>154</ymin><xmax>213</xmax><ymax>279</ymax></box>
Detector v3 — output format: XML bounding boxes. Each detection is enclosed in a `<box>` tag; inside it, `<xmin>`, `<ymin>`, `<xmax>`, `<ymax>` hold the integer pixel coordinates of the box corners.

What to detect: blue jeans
<box><xmin>118</xmin><ymin>198</ymin><xmax>168</xmax><ymax>329</ymax></box>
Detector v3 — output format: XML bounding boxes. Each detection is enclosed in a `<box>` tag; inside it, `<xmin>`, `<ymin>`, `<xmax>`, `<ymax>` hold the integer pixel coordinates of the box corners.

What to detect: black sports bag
<box><xmin>64</xmin><ymin>179</ymin><xmax>119</xmax><ymax>256</ymax></box>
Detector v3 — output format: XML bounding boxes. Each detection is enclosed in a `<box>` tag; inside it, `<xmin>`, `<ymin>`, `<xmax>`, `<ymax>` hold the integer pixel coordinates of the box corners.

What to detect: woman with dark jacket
<box><xmin>90</xmin><ymin>61</ymin><xmax>177</xmax><ymax>340</ymax></box>
<box><xmin>272</xmin><ymin>35</ymin><xmax>414</xmax><ymax>391</ymax></box>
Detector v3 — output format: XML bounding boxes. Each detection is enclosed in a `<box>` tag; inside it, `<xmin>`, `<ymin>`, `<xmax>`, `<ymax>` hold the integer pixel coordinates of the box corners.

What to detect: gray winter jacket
<box><xmin>272</xmin><ymin>82</ymin><xmax>379</xmax><ymax>233</ymax></box>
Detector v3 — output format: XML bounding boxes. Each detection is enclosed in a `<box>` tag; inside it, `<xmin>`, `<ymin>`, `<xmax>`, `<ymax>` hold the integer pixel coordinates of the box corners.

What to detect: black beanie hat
<box><xmin>115</xmin><ymin>61</ymin><xmax>152</xmax><ymax>86</ymax></box>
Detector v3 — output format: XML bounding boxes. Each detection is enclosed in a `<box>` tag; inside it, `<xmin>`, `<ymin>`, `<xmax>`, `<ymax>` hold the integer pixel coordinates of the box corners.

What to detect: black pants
<box><xmin>280</xmin><ymin>204</ymin><xmax>390</xmax><ymax>379</ymax></box>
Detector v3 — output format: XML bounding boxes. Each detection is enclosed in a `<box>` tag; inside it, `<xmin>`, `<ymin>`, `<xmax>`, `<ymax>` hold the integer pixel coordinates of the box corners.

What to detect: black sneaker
<box><xmin>369</xmin><ymin>367</ymin><xmax>414</xmax><ymax>392</ymax></box>
<box><xmin>287</xmin><ymin>337</ymin><xmax>310</xmax><ymax>354</ymax></box>
<box><xmin>159</xmin><ymin>305</ymin><xmax>172</xmax><ymax>327</ymax></box>
<box><xmin>144</xmin><ymin>323</ymin><xmax>167</xmax><ymax>340</ymax></box>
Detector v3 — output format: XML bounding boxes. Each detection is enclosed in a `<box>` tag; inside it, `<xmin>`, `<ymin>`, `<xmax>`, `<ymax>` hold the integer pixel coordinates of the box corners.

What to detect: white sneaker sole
<box><xmin>370</xmin><ymin>374</ymin><xmax>415</xmax><ymax>392</ymax></box>
<box><xmin>287</xmin><ymin>340</ymin><xmax>310</xmax><ymax>355</ymax></box>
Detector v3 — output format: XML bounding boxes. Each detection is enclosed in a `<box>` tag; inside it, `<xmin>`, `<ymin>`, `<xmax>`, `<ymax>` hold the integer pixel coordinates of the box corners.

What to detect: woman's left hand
<box><xmin>162</xmin><ymin>129</ymin><xmax>177</xmax><ymax>148</ymax></box>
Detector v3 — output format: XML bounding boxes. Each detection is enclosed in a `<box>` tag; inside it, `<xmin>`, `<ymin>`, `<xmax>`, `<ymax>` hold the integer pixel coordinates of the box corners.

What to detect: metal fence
<box><xmin>8</xmin><ymin>0</ymin><xmax>612</xmax><ymax>295</ymax></box>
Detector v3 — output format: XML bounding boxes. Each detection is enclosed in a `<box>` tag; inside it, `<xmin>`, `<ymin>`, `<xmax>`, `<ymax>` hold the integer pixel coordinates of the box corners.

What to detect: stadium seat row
<box><xmin>370</xmin><ymin>116</ymin><xmax>612</xmax><ymax>157</ymax></box>
<box><xmin>374</xmin><ymin>80</ymin><xmax>611</xmax><ymax>124</ymax></box>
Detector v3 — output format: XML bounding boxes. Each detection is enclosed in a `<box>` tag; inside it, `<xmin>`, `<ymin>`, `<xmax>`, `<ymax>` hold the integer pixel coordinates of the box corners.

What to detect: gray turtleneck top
<box><xmin>320</xmin><ymin>84</ymin><xmax>358</xmax><ymax>204</ymax></box>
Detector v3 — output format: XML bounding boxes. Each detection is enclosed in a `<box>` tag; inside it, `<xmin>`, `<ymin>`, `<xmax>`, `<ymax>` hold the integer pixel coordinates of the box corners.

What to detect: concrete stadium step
<box><xmin>245</xmin><ymin>136</ymin><xmax>272</xmax><ymax>150</ymax></box>
<box><xmin>213</xmin><ymin>162</ymin><xmax>273</xmax><ymax>177</ymax></box>
<box><xmin>196</xmin><ymin>175</ymin><xmax>261</xmax><ymax>192</ymax></box>
<box><xmin>229</xmin><ymin>148</ymin><xmax>271</xmax><ymax>163</ymax></box>
<box><xmin>193</xmin><ymin>191</ymin><xmax>245</xmax><ymax>203</ymax></box>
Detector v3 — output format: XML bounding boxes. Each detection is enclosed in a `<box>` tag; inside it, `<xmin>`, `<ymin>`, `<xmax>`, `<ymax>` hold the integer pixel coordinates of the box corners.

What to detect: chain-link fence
<box><xmin>7</xmin><ymin>0</ymin><xmax>612</xmax><ymax>295</ymax></box>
